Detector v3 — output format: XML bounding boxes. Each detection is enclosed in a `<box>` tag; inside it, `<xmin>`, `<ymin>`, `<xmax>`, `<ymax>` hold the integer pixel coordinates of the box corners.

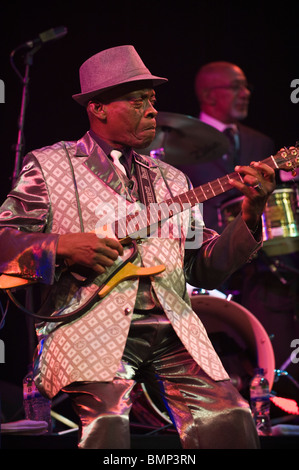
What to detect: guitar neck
<box><xmin>176</xmin><ymin>154</ymin><xmax>281</xmax><ymax>206</ymax></box>
<box><xmin>114</xmin><ymin>151</ymin><xmax>296</xmax><ymax>240</ymax></box>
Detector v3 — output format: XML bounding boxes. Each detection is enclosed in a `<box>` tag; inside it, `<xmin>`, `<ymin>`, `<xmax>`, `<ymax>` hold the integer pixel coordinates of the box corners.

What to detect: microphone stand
<box><xmin>10</xmin><ymin>44</ymin><xmax>41</xmax><ymax>187</ymax></box>
<box><xmin>9</xmin><ymin>44</ymin><xmax>41</xmax><ymax>361</ymax></box>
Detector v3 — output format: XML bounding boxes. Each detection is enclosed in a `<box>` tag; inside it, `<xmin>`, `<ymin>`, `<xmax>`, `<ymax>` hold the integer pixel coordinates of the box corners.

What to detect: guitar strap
<box><xmin>134</xmin><ymin>156</ymin><xmax>157</xmax><ymax>206</ymax></box>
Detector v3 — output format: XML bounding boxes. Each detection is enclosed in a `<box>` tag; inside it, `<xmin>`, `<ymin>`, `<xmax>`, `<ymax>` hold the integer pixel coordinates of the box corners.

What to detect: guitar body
<box><xmin>0</xmin><ymin>236</ymin><xmax>165</xmax><ymax>298</ymax></box>
<box><xmin>0</xmin><ymin>274</ymin><xmax>33</xmax><ymax>289</ymax></box>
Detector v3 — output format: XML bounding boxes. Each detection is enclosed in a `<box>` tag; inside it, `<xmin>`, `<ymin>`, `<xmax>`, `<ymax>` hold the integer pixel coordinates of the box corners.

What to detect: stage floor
<box><xmin>1</xmin><ymin>432</ymin><xmax>299</xmax><ymax>450</ymax></box>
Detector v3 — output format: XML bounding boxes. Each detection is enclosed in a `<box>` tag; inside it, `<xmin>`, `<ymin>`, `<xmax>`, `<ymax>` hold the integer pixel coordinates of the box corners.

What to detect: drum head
<box><xmin>190</xmin><ymin>295</ymin><xmax>275</xmax><ymax>390</ymax></box>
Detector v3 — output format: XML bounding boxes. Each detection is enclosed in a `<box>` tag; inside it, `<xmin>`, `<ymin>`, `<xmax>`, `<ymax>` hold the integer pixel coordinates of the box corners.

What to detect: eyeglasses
<box><xmin>208</xmin><ymin>83</ymin><xmax>253</xmax><ymax>93</ymax></box>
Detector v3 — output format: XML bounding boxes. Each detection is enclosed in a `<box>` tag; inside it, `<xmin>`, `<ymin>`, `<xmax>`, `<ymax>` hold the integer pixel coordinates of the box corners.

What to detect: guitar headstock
<box><xmin>275</xmin><ymin>144</ymin><xmax>299</xmax><ymax>176</ymax></box>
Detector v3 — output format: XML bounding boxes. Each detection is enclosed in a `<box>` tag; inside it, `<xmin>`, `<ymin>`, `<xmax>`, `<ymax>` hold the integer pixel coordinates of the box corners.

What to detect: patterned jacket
<box><xmin>0</xmin><ymin>132</ymin><xmax>262</xmax><ymax>397</ymax></box>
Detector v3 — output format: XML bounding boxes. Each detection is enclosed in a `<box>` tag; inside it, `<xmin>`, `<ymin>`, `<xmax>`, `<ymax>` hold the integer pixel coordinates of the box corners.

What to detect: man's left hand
<box><xmin>229</xmin><ymin>161</ymin><xmax>276</xmax><ymax>231</ymax></box>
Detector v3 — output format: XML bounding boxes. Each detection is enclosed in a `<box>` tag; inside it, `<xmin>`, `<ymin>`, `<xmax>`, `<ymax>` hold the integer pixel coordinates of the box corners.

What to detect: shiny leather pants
<box><xmin>63</xmin><ymin>312</ymin><xmax>260</xmax><ymax>449</ymax></box>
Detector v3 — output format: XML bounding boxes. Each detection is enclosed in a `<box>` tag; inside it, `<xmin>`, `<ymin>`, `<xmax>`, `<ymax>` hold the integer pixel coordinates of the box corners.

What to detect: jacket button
<box><xmin>124</xmin><ymin>307</ymin><xmax>131</xmax><ymax>315</ymax></box>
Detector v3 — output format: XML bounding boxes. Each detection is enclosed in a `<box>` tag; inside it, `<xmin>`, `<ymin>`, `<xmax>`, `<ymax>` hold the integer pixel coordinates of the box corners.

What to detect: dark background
<box><xmin>0</xmin><ymin>0</ymin><xmax>298</xmax><ymax>421</ymax></box>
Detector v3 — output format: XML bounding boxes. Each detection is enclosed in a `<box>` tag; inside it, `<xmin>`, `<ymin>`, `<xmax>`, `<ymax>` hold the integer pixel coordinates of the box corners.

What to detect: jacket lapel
<box><xmin>74</xmin><ymin>131</ymin><xmax>127</xmax><ymax>198</ymax></box>
<box><xmin>73</xmin><ymin>133</ymin><xmax>169</xmax><ymax>205</ymax></box>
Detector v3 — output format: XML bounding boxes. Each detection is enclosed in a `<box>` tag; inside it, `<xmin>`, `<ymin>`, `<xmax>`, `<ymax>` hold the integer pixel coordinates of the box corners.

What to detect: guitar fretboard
<box><xmin>113</xmin><ymin>151</ymin><xmax>296</xmax><ymax>239</ymax></box>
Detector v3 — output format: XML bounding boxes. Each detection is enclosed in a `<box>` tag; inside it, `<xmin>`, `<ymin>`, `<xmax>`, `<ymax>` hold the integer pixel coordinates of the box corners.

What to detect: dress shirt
<box><xmin>199</xmin><ymin>112</ymin><xmax>240</xmax><ymax>154</ymax></box>
<box><xmin>89</xmin><ymin>129</ymin><xmax>133</xmax><ymax>177</ymax></box>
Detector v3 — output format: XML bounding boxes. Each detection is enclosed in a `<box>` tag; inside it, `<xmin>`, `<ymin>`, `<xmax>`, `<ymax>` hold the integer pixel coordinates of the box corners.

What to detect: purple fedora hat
<box><xmin>72</xmin><ymin>45</ymin><xmax>168</xmax><ymax>106</ymax></box>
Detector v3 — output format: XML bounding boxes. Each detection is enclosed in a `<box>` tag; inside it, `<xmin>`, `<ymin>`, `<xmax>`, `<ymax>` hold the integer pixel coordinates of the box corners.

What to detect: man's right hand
<box><xmin>57</xmin><ymin>232</ymin><xmax>124</xmax><ymax>275</ymax></box>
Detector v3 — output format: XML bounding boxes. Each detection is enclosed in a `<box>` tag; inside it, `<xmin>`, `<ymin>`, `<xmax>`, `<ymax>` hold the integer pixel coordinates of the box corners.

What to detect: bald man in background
<box><xmin>183</xmin><ymin>62</ymin><xmax>299</xmax><ymax>386</ymax></box>
<box><xmin>192</xmin><ymin>61</ymin><xmax>275</xmax><ymax>231</ymax></box>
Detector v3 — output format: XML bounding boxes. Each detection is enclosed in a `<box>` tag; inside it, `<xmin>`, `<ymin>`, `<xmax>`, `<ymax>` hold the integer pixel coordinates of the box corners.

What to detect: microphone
<box><xmin>23</xmin><ymin>26</ymin><xmax>68</xmax><ymax>48</ymax></box>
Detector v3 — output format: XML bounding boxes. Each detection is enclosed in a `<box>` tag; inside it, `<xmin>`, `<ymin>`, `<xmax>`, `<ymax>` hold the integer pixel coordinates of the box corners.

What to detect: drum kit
<box><xmin>132</xmin><ymin>112</ymin><xmax>299</xmax><ymax>429</ymax></box>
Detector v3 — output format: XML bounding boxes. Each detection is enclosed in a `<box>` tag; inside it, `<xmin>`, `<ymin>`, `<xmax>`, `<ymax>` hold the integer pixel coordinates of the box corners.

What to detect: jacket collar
<box><xmin>73</xmin><ymin>131</ymin><xmax>159</xmax><ymax>200</ymax></box>
<box><xmin>75</xmin><ymin>131</ymin><xmax>125</xmax><ymax>197</ymax></box>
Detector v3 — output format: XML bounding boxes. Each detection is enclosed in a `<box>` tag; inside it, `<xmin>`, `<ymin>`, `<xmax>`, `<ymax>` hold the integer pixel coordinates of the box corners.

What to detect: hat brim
<box><xmin>72</xmin><ymin>75</ymin><xmax>168</xmax><ymax>106</ymax></box>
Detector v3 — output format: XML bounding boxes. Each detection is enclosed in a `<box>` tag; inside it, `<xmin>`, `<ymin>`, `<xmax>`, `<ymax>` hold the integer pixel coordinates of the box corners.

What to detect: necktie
<box><xmin>110</xmin><ymin>150</ymin><xmax>127</xmax><ymax>175</ymax></box>
<box><xmin>222</xmin><ymin>127</ymin><xmax>239</xmax><ymax>169</ymax></box>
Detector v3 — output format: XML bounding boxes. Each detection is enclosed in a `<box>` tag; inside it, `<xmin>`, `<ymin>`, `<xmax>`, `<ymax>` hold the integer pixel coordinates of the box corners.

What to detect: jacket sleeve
<box><xmin>0</xmin><ymin>153</ymin><xmax>59</xmax><ymax>284</ymax></box>
<box><xmin>184</xmin><ymin>211</ymin><xmax>263</xmax><ymax>290</ymax></box>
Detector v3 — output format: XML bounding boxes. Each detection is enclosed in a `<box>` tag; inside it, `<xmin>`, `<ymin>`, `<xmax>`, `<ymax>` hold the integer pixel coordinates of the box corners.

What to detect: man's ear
<box><xmin>87</xmin><ymin>101</ymin><xmax>107</xmax><ymax>120</ymax></box>
<box><xmin>202</xmin><ymin>89</ymin><xmax>216</xmax><ymax>106</ymax></box>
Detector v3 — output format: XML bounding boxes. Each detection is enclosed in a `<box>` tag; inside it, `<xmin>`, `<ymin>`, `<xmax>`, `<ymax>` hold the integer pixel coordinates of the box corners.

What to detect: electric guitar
<box><xmin>0</xmin><ymin>146</ymin><xmax>298</xmax><ymax>300</ymax></box>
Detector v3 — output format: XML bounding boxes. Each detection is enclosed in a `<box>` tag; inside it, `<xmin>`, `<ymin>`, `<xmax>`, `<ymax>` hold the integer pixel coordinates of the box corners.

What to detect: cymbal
<box><xmin>138</xmin><ymin>112</ymin><xmax>229</xmax><ymax>165</ymax></box>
